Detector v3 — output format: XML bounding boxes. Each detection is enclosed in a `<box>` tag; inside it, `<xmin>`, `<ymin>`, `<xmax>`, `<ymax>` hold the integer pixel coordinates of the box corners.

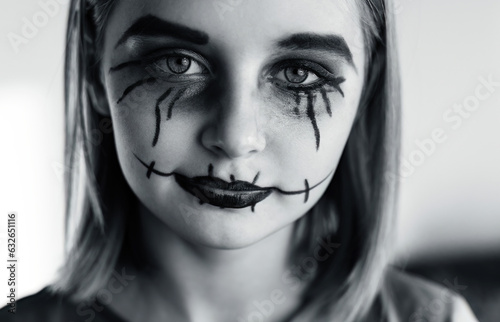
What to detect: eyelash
<box><xmin>267</xmin><ymin>59</ymin><xmax>341</xmax><ymax>92</ymax></box>
<box><xmin>144</xmin><ymin>50</ymin><xmax>211</xmax><ymax>82</ymax></box>
<box><xmin>133</xmin><ymin>51</ymin><xmax>343</xmax><ymax>95</ymax></box>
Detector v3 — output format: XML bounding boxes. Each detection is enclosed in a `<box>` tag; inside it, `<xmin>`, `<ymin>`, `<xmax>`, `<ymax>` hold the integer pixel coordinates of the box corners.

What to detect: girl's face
<box><xmin>101</xmin><ymin>0</ymin><xmax>366</xmax><ymax>248</ymax></box>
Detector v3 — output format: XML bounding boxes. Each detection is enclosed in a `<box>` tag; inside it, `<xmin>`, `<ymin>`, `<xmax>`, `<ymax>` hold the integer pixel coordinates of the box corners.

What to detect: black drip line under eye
<box><xmin>151</xmin><ymin>86</ymin><xmax>190</xmax><ymax>147</ymax></box>
<box><xmin>167</xmin><ymin>88</ymin><xmax>187</xmax><ymax>120</ymax></box>
<box><xmin>291</xmin><ymin>80</ymin><xmax>345</xmax><ymax>151</ymax></box>
<box><xmin>116</xmin><ymin>77</ymin><xmax>156</xmax><ymax>104</ymax></box>
<box><xmin>306</xmin><ymin>93</ymin><xmax>321</xmax><ymax>151</ymax></box>
<box><xmin>115</xmin><ymin>60</ymin><xmax>343</xmax><ymax>152</ymax></box>
<box><xmin>294</xmin><ymin>92</ymin><xmax>302</xmax><ymax>116</ymax></box>
<box><xmin>153</xmin><ymin>88</ymin><xmax>173</xmax><ymax>147</ymax></box>
<box><xmin>113</xmin><ymin>73</ymin><xmax>188</xmax><ymax>148</ymax></box>
<box><xmin>320</xmin><ymin>88</ymin><xmax>332</xmax><ymax>117</ymax></box>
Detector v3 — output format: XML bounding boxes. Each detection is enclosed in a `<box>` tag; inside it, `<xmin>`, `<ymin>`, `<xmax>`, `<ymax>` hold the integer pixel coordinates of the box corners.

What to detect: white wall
<box><xmin>393</xmin><ymin>0</ymin><xmax>500</xmax><ymax>263</ymax></box>
<box><xmin>0</xmin><ymin>0</ymin><xmax>499</xmax><ymax>300</ymax></box>
<box><xmin>0</xmin><ymin>0</ymin><xmax>68</xmax><ymax>301</ymax></box>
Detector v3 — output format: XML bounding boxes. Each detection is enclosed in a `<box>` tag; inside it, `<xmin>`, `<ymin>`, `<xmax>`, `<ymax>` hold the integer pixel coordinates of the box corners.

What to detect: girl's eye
<box><xmin>153</xmin><ymin>55</ymin><xmax>207</xmax><ymax>75</ymax></box>
<box><xmin>268</xmin><ymin>60</ymin><xmax>342</xmax><ymax>93</ymax></box>
<box><xmin>278</xmin><ymin>67</ymin><xmax>320</xmax><ymax>85</ymax></box>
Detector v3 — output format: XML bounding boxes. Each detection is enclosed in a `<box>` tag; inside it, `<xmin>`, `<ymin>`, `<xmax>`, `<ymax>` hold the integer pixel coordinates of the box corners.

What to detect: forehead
<box><xmin>104</xmin><ymin>0</ymin><xmax>363</xmax><ymax>54</ymax></box>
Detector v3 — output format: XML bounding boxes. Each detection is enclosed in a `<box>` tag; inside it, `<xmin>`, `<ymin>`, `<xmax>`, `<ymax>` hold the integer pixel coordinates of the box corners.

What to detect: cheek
<box><xmin>108</xmin><ymin>90</ymin><xmax>204</xmax><ymax>228</ymax></box>
<box><xmin>106</xmin><ymin>85</ymin><xmax>191</xmax><ymax>192</ymax></box>
<box><xmin>260</xmin><ymin>85</ymin><xmax>360</xmax><ymax>186</ymax></box>
<box><xmin>107</xmin><ymin>72</ymin><xmax>359</xmax><ymax>193</ymax></box>
<box><xmin>269</xmin><ymin>114</ymin><xmax>354</xmax><ymax>181</ymax></box>
<box><xmin>106</xmin><ymin>75</ymin><xmax>209</xmax><ymax>151</ymax></box>
<box><xmin>263</xmin><ymin>87</ymin><xmax>355</xmax><ymax>151</ymax></box>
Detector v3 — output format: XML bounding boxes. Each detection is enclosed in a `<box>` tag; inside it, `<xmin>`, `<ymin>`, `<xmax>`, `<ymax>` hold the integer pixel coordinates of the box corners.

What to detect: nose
<box><xmin>201</xmin><ymin>82</ymin><xmax>266</xmax><ymax>159</ymax></box>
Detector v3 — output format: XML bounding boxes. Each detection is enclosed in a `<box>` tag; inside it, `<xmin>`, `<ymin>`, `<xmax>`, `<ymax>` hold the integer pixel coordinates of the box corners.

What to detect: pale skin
<box><xmin>98</xmin><ymin>0</ymin><xmax>366</xmax><ymax>321</ymax></box>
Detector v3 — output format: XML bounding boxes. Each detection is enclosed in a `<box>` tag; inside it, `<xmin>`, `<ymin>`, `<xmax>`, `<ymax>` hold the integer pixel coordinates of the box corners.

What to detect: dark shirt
<box><xmin>0</xmin><ymin>268</ymin><xmax>477</xmax><ymax>321</ymax></box>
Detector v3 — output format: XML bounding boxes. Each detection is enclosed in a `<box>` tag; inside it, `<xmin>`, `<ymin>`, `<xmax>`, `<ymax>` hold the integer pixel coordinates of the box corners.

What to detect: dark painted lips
<box><xmin>175</xmin><ymin>175</ymin><xmax>272</xmax><ymax>209</ymax></box>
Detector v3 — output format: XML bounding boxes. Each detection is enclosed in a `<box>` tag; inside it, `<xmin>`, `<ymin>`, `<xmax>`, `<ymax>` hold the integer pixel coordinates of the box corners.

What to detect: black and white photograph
<box><xmin>0</xmin><ymin>0</ymin><xmax>499</xmax><ymax>321</ymax></box>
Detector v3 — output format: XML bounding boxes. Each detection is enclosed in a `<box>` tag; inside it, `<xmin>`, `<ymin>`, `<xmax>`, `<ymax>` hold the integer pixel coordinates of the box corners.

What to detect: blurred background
<box><xmin>1</xmin><ymin>0</ymin><xmax>499</xmax><ymax>320</ymax></box>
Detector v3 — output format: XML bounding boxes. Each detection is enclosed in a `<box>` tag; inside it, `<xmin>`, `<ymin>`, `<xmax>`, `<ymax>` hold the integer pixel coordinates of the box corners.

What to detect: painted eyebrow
<box><xmin>114</xmin><ymin>14</ymin><xmax>210</xmax><ymax>49</ymax></box>
<box><xmin>276</xmin><ymin>33</ymin><xmax>356</xmax><ymax>70</ymax></box>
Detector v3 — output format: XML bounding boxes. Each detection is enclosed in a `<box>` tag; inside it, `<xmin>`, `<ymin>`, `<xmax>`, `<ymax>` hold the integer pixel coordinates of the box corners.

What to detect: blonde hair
<box><xmin>52</xmin><ymin>1</ymin><xmax>401</xmax><ymax>321</ymax></box>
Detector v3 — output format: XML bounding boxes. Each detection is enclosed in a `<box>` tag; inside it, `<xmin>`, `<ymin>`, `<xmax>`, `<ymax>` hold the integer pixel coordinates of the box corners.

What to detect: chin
<box><xmin>170</xmin><ymin>207</ymin><xmax>291</xmax><ymax>250</ymax></box>
<box><xmin>137</xmin><ymin>182</ymin><xmax>315</xmax><ymax>250</ymax></box>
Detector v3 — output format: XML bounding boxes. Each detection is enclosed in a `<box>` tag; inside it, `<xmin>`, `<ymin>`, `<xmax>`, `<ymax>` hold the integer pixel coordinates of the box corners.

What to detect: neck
<box><xmin>116</xmin><ymin>203</ymin><xmax>306</xmax><ymax>322</ymax></box>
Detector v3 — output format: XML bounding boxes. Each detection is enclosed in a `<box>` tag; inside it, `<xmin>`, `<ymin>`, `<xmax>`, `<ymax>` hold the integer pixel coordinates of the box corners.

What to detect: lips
<box><xmin>175</xmin><ymin>175</ymin><xmax>272</xmax><ymax>209</ymax></box>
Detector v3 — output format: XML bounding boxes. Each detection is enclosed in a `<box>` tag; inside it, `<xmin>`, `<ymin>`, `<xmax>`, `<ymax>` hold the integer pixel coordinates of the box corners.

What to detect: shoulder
<box><xmin>0</xmin><ymin>286</ymin><xmax>123</xmax><ymax>322</ymax></box>
<box><xmin>380</xmin><ymin>267</ymin><xmax>478</xmax><ymax>322</ymax></box>
<box><xmin>0</xmin><ymin>287</ymin><xmax>56</xmax><ymax>321</ymax></box>
<box><xmin>0</xmin><ymin>287</ymin><xmax>81</xmax><ymax>322</ymax></box>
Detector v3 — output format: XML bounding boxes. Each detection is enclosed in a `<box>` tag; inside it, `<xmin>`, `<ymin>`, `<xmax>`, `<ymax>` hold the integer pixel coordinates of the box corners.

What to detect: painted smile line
<box><xmin>134</xmin><ymin>154</ymin><xmax>334</xmax><ymax>212</ymax></box>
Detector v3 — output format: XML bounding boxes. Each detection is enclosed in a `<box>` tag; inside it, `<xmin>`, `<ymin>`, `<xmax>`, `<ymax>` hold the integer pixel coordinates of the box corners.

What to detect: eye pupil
<box><xmin>167</xmin><ymin>56</ymin><xmax>191</xmax><ymax>74</ymax></box>
<box><xmin>285</xmin><ymin>67</ymin><xmax>308</xmax><ymax>83</ymax></box>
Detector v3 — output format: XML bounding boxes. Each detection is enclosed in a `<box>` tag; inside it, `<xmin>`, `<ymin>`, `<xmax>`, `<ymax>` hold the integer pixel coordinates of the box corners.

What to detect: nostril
<box><xmin>200</xmin><ymin>116</ymin><xmax>267</xmax><ymax>159</ymax></box>
<box><xmin>211</xmin><ymin>145</ymin><xmax>230</xmax><ymax>157</ymax></box>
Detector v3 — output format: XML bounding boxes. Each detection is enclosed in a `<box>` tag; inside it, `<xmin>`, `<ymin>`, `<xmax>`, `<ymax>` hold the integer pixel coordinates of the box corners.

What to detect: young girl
<box><xmin>1</xmin><ymin>0</ymin><xmax>478</xmax><ymax>321</ymax></box>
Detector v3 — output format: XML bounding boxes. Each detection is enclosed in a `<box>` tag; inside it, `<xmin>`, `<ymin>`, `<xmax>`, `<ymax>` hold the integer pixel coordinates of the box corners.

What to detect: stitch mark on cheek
<box><xmin>134</xmin><ymin>154</ymin><xmax>175</xmax><ymax>178</ymax></box>
<box><xmin>153</xmin><ymin>88</ymin><xmax>173</xmax><ymax>147</ymax></box>
<box><xmin>208</xmin><ymin>164</ymin><xmax>214</xmax><ymax>177</ymax></box>
<box><xmin>117</xmin><ymin>77</ymin><xmax>156</xmax><ymax>104</ymax></box>
<box><xmin>146</xmin><ymin>161</ymin><xmax>156</xmax><ymax>179</ymax></box>
<box><xmin>304</xmin><ymin>179</ymin><xmax>310</xmax><ymax>203</ymax></box>
<box><xmin>167</xmin><ymin>88</ymin><xmax>188</xmax><ymax>120</ymax></box>
<box><xmin>134</xmin><ymin>153</ymin><xmax>335</xmax><ymax>207</ymax></box>
<box><xmin>230</xmin><ymin>175</ymin><xmax>235</xmax><ymax>182</ymax></box>
<box><xmin>306</xmin><ymin>93</ymin><xmax>321</xmax><ymax>151</ymax></box>
<box><xmin>252</xmin><ymin>172</ymin><xmax>260</xmax><ymax>185</ymax></box>
<box><xmin>320</xmin><ymin>88</ymin><xmax>332</xmax><ymax>117</ymax></box>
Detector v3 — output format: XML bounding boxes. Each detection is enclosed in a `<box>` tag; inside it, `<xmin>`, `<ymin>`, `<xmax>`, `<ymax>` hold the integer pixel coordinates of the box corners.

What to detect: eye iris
<box><xmin>285</xmin><ymin>67</ymin><xmax>308</xmax><ymax>83</ymax></box>
<box><xmin>167</xmin><ymin>56</ymin><xmax>191</xmax><ymax>74</ymax></box>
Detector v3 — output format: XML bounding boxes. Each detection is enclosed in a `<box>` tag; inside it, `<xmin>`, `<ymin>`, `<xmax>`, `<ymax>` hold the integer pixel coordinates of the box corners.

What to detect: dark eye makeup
<box><xmin>109</xmin><ymin>49</ymin><xmax>345</xmax><ymax>94</ymax></box>
<box><xmin>267</xmin><ymin>59</ymin><xmax>344</xmax><ymax>94</ymax></box>
<box><xmin>109</xmin><ymin>48</ymin><xmax>347</xmax><ymax>151</ymax></box>
<box><xmin>109</xmin><ymin>48</ymin><xmax>211</xmax><ymax>78</ymax></box>
<box><xmin>150</xmin><ymin>53</ymin><xmax>209</xmax><ymax>78</ymax></box>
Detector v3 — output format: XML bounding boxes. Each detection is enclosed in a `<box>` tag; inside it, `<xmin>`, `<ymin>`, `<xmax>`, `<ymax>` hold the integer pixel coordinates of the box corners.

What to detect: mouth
<box><xmin>175</xmin><ymin>174</ymin><xmax>272</xmax><ymax>209</ymax></box>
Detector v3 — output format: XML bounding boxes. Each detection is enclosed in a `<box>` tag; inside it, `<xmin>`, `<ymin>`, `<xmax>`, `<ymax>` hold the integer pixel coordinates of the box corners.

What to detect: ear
<box><xmin>87</xmin><ymin>68</ymin><xmax>111</xmax><ymax>116</ymax></box>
